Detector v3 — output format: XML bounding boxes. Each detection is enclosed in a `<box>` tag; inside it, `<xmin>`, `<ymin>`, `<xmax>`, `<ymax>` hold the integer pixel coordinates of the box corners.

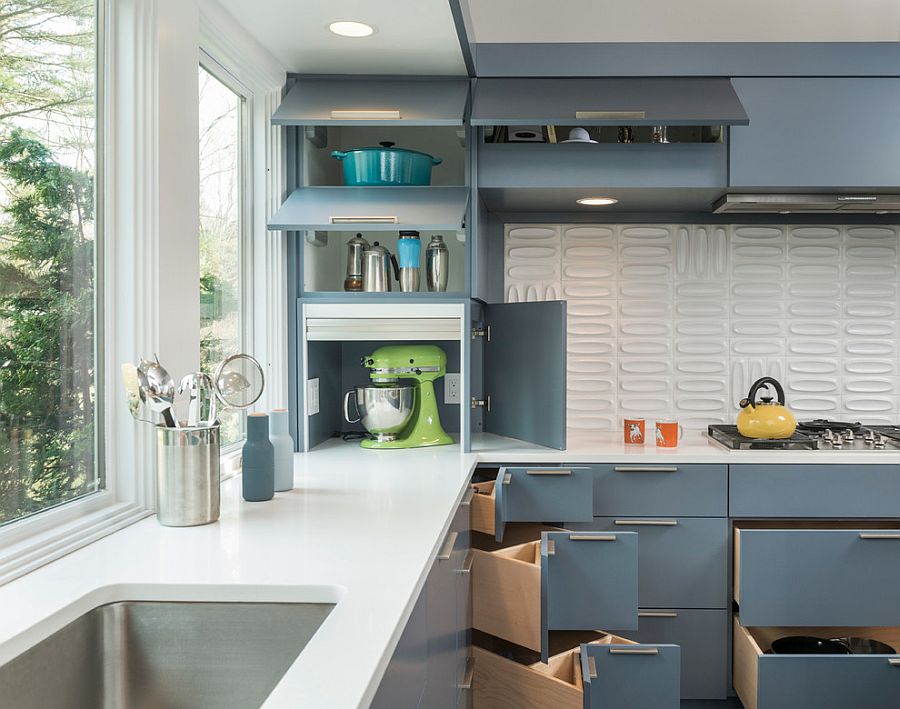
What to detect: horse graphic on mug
<box><xmin>656</xmin><ymin>427</ymin><xmax>666</xmax><ymax>445</ymax></box>
<box><xmin>628</xmin><ymin>423</ymin><xmax>643</xmax><ymax>443</ymax></box>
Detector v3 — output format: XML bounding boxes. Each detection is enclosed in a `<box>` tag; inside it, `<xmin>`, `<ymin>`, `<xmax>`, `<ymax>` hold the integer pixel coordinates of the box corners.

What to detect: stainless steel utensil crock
<box><xmin>344</xmin><ymin>385</ymin><xmax>415</xmax><ymax>441</ymax></box>
<box><xmin>156</xmin><ymin>425</ymin><xmax>220</xmax><ymax>526</ymax></box>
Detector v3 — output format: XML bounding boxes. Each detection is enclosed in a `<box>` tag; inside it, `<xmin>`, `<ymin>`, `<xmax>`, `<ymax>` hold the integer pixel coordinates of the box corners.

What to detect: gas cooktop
<box><xmin>707</xmin><ymin>420</ymin><xmax>900</xmax><ymax>451</ymax></box>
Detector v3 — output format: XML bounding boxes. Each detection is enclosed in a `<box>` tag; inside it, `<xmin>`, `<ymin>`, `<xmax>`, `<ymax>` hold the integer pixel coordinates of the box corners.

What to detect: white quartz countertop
<box><xmin>1</xmin><ymin>431</ymin><xmax>899</xmax><ymax>709</ymax></box>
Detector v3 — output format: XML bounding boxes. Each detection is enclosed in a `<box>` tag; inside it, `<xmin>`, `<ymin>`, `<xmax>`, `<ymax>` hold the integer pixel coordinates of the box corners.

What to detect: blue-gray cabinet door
<box><xmin>540</xmin><ymin>531</ymin><xmax>639</xmax><ymax>662</ymax></box>
<box><xmin>370</xmin><ymin>589</ymin><xmax>428</xmax><ymax>709</ymax></box>
<box><xmin>730</xmin><ymin>78</ymin><xmax>900</xmax><ymax>188</ymax></box>
<box><xmin>424</xmin><ymin>526</ymin><xmax>463</xmax><ymax>709</ymax></box>
<box><xmin>481</xmin><ymin>301</ymin><xmax>567</xmax><ymax>450</ymax></box>
<box><xmin>581</xmin><ymin>644</ymin><xmax>681</xmax><ymax>709</ymax></box>
<box><xmin>591</xmin><ymin>464</ymin><xmax>727</xmax><ymax>517</ymax></box>
<box><xmin>757</xmin><ymin>655</ymin><xmax>900</xmax><ymax>709</ymax></box>
<box><xmin>737</xmin><ymin>528</ymin><xmax>900</xmax><ymax>627</ymax></box>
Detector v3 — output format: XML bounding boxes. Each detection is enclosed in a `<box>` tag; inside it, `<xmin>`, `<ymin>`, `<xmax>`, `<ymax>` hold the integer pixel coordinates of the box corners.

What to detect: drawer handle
<box><xmin>330</xmin><ymin>109</ymin><xmax>402</xmax><ymax>120</ymax></box>
<box><xmin>576</xmin><ymin>110</ymin><xmax>646</xmax><ymax>120</ymax></box>
<box><xmin>459</xmin><ymin>656</ymin><xmax>475</xmax><ymax>689</ymax></box>
<box><xmin>437</xmin><ymin>531</ymin><xmax>458</xmax><ymax>561</ymax></box>
<box><xmin>613</xmin><ymin>466</ymin><xmax>679</xmax><ymax>473</ymax></box>
<box><xmin>889</xmin><ymin>659</ymin><xmax>900</xmax><ymax>667</ymax></box>
<box><xmin>568</xmin><ymin>534</ymin><xmax>617</xmax><ymax>541</ymax></box>
<box><xmin>459</xmin><ymin>549</ymin><xmax>474</xmax><ymax>574</ymax></box>
<box><xmin>501</xmin><ymin>472</ymin><xmax>512</xmax><ymax>485</ymax></box>
<box><xmin>460</xmin><ymin>487</ymin><xmax>475</xmax><ymax>506</ymax></box>
<box><xmin>526</xmin><ymin>468</ymin><xmax>572</xmax><ymax>476</ymax></box>
<box><xmin>329</xmin><ymin>216</ymin><xmax>398</xmax><ymax>224</ymax></box>
<box><xmin>587</xmin><ymin>655</ymin><xmax>598</xmax><ymax>678</ymax></box>
<box><xmin>859</xmin><ymin>533</ymin><xmax>900</xmax><ymax>540</ymax></box>
<box><xmin>639</xmin><ymin>611</ymin><xmax>679</xmax><ymax>618</ymax></box>
<box><xmin>609</xmin><ymin>647</ymin><xmax>659</xmax><ymax>655</ymax></box>
<box><xmin>615</xmin><ymin>519</ymin><xmax>678</xmax><ymax>526</ymax></box>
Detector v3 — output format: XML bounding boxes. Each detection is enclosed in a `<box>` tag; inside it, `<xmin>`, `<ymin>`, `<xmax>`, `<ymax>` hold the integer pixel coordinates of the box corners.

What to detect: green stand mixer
<box><xmin>343</xmin><ymin>344</ymin><xmax>453</xmax><ymax>449</ymax></box>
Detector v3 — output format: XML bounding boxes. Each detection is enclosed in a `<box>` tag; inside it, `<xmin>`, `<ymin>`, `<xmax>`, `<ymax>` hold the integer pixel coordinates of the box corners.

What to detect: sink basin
<box><xmin>0</xmin><ymin>600</ymin><xmax>335</xmax><ymax>709</ymax></box>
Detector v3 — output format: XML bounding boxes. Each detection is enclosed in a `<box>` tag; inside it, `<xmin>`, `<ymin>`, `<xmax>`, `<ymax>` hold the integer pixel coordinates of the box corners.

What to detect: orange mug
<box><xmin>624</xmin><ymin>418</ymin><xmax>645</xmax><ymax>445</ymax></box>
<box><xmin>655</xmin><ymin>420</ymin><xmax>684</xmax><ymax>448</ymax></box>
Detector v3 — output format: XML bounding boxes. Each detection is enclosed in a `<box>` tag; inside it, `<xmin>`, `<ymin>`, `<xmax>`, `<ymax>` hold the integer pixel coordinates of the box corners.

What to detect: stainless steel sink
<box><xmin>0</xmin><ymin>600</ymin><xmax>335</xmax><ymax>709</ymax></box>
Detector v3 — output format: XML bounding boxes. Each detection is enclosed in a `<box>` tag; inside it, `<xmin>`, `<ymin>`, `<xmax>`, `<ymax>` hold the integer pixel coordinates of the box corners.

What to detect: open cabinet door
<box><xmin>481</xmin><ymin>301</ymin><xmax>566</xmax><ymax>449</ymax></box>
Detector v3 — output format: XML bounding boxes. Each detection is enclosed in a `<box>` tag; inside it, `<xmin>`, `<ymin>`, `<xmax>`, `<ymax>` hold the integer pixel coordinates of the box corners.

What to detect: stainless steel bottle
<box><xmin>425</xmin><ymin>235</ymin><xmax>449</xmax><ymax>292</ymax></box>
<box><xmin>397</xmin><ymin>230</ymin><xmax>421</xmax><ymax>293</ymax></box>
<box><xmin>344</xmin><ymin>233</ymin><xmax>369</xmax><ymax>291</ymax></box>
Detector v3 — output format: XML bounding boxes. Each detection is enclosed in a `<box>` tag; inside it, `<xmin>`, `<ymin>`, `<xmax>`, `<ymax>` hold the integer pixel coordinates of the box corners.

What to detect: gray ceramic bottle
<box><xmin>270</xmin><ymin>409</ymin><xmax>294</xmax><ymax>492</ymax></box>
<box><xmin>242</xmin><ymin>413</ymin><xmax>274</xmax><ymax>502</ymax></box>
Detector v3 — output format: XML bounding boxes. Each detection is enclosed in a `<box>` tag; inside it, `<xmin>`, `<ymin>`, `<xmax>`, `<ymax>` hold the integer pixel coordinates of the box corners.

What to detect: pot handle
<box><xmin>379</xmin><ymin>141</ymin><xmax>396</xmax><ymax>148</ymax></box>
<box><xmin>431</xmin><ymin>155</ymin><xmax>443</xmax><ymax>165</ymax></box>
<box><xmin>330</xmin><ymin>150</ymin><xmax>348</xmax><ymax>160</ymax></box>
<box><xmin>343</xmin><ymin>390</ymin><xmax>361</xmax><ymax>424</ymax></box>
<box><xmin>742</xmin><ymin>376</ymin><xmax>786</xmax><ymax>408</ymax></box>
<box><xmin>389</xmin><ymin>253</ymin><xmax>401</xmax><ymax>282</ymax></box>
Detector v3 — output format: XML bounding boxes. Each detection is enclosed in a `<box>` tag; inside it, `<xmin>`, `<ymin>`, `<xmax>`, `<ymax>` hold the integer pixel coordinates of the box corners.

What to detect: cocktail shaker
<box><xmin>397</xmin><ymin>230</ymin><xmax>421</xmax><ymax>292</ymax></box>
<box><xmin>425</xmin><ymin>234</ymin><xmax>449</xmax><ymax>292</ymax></box>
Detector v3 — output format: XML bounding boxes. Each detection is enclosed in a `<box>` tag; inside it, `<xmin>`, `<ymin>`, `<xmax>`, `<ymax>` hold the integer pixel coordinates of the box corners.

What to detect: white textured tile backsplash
<box><xmin>504</xmin><ymin>223</ymin><xmax>900</xmax><ymax>431</ymax></box>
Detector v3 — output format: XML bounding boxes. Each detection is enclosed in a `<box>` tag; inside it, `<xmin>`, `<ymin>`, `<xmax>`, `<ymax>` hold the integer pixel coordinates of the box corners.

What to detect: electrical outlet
<box><xmin>444</xmin><ymin>373</ymin><xmax>460</xmax><ymax>405</ymax></box>
<box><xmin>307</xmin><ymin>378</ymin><xmax>320</xmax><ymax>416</ymax></box>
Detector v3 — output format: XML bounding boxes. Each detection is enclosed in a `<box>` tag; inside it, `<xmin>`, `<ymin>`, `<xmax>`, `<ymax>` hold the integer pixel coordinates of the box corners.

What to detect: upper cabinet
<box><xmin>470</xmin><ymin>78</ymin><xmax>749</xmax><ymax>126</ymax></box>
<box><xmin>272</xmin><ymin>78</ymin><xmax>470</xmax><ymax>126</ymax></box>
<box><xmin>729</xmin><ymin>78</ymin><xmax>900</xmax><ymax>189</ymax></box>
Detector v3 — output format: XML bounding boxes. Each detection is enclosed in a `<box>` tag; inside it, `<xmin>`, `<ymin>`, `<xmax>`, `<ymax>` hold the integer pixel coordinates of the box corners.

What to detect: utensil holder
<box><xmin>156</xmin><ymin>425</ymin><xmax>220</xmax><ymax>526</ymax></box>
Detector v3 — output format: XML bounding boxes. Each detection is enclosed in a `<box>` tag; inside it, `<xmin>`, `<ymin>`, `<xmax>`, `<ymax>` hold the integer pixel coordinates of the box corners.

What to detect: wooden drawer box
<box><xmin>472</xmin><ymin>531</ymin><xmax>638</xmax><ymax>660</ymax></box>
<box><xmin>473</xmin><ymin>633</ymin><xmax>679</xmax><ymax>709</ymax></box>
<box><xmin>735</xmin><ymin>524</ymin><xmax>900</xmax><ymax>626</ymax></box>
<box><xmin>733</xmin><ymin>616</ymin><xmax>900</xmax><ymax>709</ymax></box>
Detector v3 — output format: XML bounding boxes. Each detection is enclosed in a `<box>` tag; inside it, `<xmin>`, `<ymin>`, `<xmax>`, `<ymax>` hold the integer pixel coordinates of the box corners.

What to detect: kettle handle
<box><xmin>389</xmin><ymin>253</ymin><xmax>401</xmax><ymax>282</ymax></box>
<box><xmin>741</xmin><ymin>377</ymin><xmax>786</xmax><ymax>408</ymax></box>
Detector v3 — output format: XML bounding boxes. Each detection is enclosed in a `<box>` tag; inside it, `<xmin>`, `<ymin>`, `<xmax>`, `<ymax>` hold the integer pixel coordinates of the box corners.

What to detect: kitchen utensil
<box><xmin>617</xmin><ymin>126</ymin><xmax>634</xmax><ymax>143</ymax></box>
<box><xmin>832</xmin><ymin>637</ymin><xmax>897</xmax><ymax>654</ymax></box>
<box><xmin>137</xmin><ymin>355</ymin><xmax>178</xmax><ymax>428</ymax></box>
<box><xmin>624</xmin><ymin>418</ymin><xmax>645</xmax><ymax>445</ymax></box>
<box><xmin>507</xmin><ymin>126</ymin><xmax>545</xmax><ymax>142</ymax></box>
<box><xmin>362</xmin><ymin>241</ymin><xmax>400</xmax><ymax>292</ymax></box>
<box><xmin>656</xmin><ymin>420</ymin><xmax>684</xmax><ymax>448</ymax></box>
<box><xmin>121</xmin><ymin>363</ymin><xmax>154</xmax><ymax>423</ymax></box>
<box><xmin>770</xmin><ymin>636</ymin><xmax>851</xmax><ymax>655</ymax></box>
<box><xmin>560</xmin><ymin>127</ymin><xmax>597</xmax><ymax>144</ymax></box>
<box><xmin>651</xmin><ymin>126</ymin><xmax>669</xmax><ymax>143</ymax></box>
<box><xmin>737</xmin><ymin>376</ymin><xmax>797</xmax><ymax>439</ymax></box>
<box><xmin>156</xmin><ymin>424</ymin><xmax>220</xmax><ymax>526</ymax></box>
<box><xmin>397</xmin><ymin>230</ymin><xmax>421</xmax><ymax>292</ymax></box>
<box><xmin>344</xmin><ymin>384</ymin><xmax>416</xmax><ymax>442</ymax></box>
<box><xmin>331</xmin><ymin>141</ymin><xmax>442</xmax><ymax>186</ymax></box>
<box><xmin>178</xmin><ymin>373</ymin><xmax>213</xmax><ymax>427</ymax></box>
<box><xmin>425</xmin><ymin>234</ymin><xmax>449</xmax><ymax>292</ymax></box>
<box><xmin>213</xmin><ymin>353</ymin><xmax>265</xmax><ymax>410</ymax></box>
<box><xmin>344</xmin><ymin>233</ymin><xmax>369</xmax><ymax>291</ymax></box>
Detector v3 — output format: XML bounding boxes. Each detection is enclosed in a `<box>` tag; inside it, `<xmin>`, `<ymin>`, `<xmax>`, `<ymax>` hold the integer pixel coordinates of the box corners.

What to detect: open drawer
<box><xmin>473</xmin><ymin>633</ymin><xmax>680</xmax><ymax>709</ymax></box>
<box><xmin>735</xmin><ymin>523</ymin><xmax>900</xmax><ymax>626</ymax></box>
<box><xmin>473</xmin><ymin>531</ymin><xmax>638</xmax><ymax>661</ymax></box>
<box><xmin>733</xmin><ymin>615</ymin><xmax>900</xmax><ymax>709</ymax></box>
<box><xmin>470</xmin><ymin>466</ymin><xmax>593</xmax><ymax>542</ymax></box>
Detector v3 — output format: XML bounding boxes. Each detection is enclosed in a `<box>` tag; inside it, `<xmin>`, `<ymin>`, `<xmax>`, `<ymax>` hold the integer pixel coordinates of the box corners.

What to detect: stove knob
<box><xmin>823</xmin><ymin>429</ymin><xmax>834</xmax><ymax>442</ymax></box>
<box><xmin>875</xmin><ymin>436</ymin><xmax>887</xmax><ymax>449</ymax></box>
<box><xmin>844</xmin><ymin>429</ymin><xmax>855</xmax><ymax>442</ymax></box>
<box><xmin>832</xmin><ymin>438</ymin><xmax>843</xmax><ymax>448</ymax></box>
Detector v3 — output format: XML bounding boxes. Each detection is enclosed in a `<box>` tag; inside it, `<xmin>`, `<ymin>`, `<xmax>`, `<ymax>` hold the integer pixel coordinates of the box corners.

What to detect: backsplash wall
<box><xmin>504</xmin><ymin>223</ymin><xmax>900</xmax><ymax>431</ymax></box>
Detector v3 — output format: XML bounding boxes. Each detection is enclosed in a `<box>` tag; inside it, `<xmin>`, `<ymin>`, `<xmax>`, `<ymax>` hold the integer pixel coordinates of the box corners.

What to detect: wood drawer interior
<box><xmin>733</xmin><ymin>615</ymin><xmax>900</xmax><ymax>709</ymax></box>
<box><xmin>470</xmin><ymin>481</ymin><xmax>496</xmax><ymax>536</ymax></box>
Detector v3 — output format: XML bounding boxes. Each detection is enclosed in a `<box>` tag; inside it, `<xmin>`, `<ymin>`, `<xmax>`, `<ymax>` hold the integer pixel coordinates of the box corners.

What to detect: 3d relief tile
<box><xmin>788</xmin><ymin>359</ymin><xmax>841</xmax><ymax>376</ymax></box>
<box><xmin>790</xmin><ymin>321</ymin><xmax>841</xmax><ymax>338</ymax></box>
<box><xmin>789</xmin><ymin>263</ymin><xmax>842</xmax><ymax>281</ymax></box>
<box><xmin>844</xmin><ymin>359</ymin><xmax>897</xmax><ymax>375</ymax></box>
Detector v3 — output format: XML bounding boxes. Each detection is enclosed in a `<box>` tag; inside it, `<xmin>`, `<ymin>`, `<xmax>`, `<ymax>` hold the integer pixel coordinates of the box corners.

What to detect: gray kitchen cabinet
<box><xmin>591</xmin><ymin>463</ymin><xmax>727</xmax><ymax>517</ymax></box>
<box><xmin>370</xmin><ymin>589</ymin><xmax>428</xmax><ymax>709</ymax></box>
<box><xmin>581</xmin><ymin>643</ymin><xmax>681</xmax><ymax>709</ymax></box>
<box><xmin>729</xmin><ymin>78</ymin><xmax>900</xmax><ymax>188</ymax></box>
<box><xmin>730</xmin><ymin>464</ymin><xmax>900</xmax><ymax>518</ymax></box>
<box><xmin>493</xmin><ymin>466</ymin><xmax>592</xmax><ymax>540</ymax></box>
<box><xmin>273</xmin><ymin>78</ymin><xmax>470</xmax><ymax>126</ymax></box>
<box><xmin>568</xmin><ymin>517</ymin><xmax>728</xmax><ymax>609</ymax></box>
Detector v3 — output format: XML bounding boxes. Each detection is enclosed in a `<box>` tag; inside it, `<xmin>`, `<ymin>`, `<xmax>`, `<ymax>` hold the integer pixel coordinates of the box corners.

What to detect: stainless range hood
<box><xmin>714</xmin><ymin>193</ymin><xmax>900</xmax><ymax>214</ymax></box>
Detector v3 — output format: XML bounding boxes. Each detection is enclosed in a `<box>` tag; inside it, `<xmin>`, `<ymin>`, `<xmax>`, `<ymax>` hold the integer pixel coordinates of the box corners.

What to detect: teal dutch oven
<box><xmin>331</xmin><ymin>141</ymin><xmax>442</xmax><ymax>186</ymax></box>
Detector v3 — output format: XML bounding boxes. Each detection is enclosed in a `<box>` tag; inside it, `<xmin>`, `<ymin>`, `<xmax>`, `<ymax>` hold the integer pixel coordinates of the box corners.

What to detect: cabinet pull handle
<box><xmin>587</xmin><ymin>655</ymin><xmax>598</xmax><ymax>678</ymax></box>
<box><xmin>329</xmin><ymin>216</ymin><xmax>398</xmax><ymax>224</ymax></box>
<box><xmin>501</xmin><ymin>472</ymin><xmax>512</xmax><ymax>485</ymax></box>
<box><xmin>459</xmin><ymin>656</ymin><xmax>475</xmax><ymax>689</ymax></box>
<box><xmin>460</xmin><ymin>487</ymin><xmax>475</xmax><ymax>506</ymax></box>
<box><xmin>614</xmin><ymin>466</ymin><xmax>679</xmax><ymax>473</ymax></box>
<box><xmin>330</xmin><ymin>109</ymin><xmax>402</xmax><ymax>120</ymax></box>
<box><xmin>615</xmin><ymin>519</ymin><xmax>678</xmax><ymax>526</ymax></box>
<box><xmin>568</xmin><ymin>534</ymin><xmax>617</xmax><ymax>541</ymax></box>
<box><xmin>609</xmin><ymin>647</ymin><xmax>659</xmax><ymax>655</ymax></box>
<box><xmin>859</xmin><ymin>533</ymin><xmax>900</xmax><ymax>540</ymax></box>
<box><xmin>459</xmin><ymin>550</ymin><xmax>474</xmax><ymax>574</ymax></box>
<box><xmin>437</xmin><ymin>531</ymin><xmax>458</xmax><ymax>561</ymax></box>
<box><xmin>889</xmin><ymin>659</ymin><xmax>900</xmax><ymax>666</ymax></box>
<box><xmin>526</xmin><ymin>468</ymin><xmax>572</xmax><ymax>476</ymax></box>
<box><xmin>575</xmin><ymin>110</ymin><xmax>646</xmax><ymax>120</ymax></box>
<box><xmin>639</xmin><ymin>611</ymin><xmax>679</xmax><ymax>618</ymax></box>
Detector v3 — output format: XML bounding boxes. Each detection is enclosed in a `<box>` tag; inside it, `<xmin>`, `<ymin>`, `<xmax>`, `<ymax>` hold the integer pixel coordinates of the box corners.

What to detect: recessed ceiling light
<box><xmin>576</xmin><ymin>197</ymin><xmax>618</xmax><ymax>206</ymax></box>
<box><xmin>328</xmin><ymin>21</ymin><xmax>375</xmax><ymax>38</ymax></box>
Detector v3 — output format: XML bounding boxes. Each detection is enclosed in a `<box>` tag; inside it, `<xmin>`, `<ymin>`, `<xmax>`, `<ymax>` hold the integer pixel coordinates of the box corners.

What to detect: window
<box><xmin>0</xmin><ymin>0</ymin><xmax>101</xmax><ymax>525</ymax></box>
<box><xmin>198</xmin><ymin>61</ymin><xmax>247</xmax><ymax>447</ymax></box>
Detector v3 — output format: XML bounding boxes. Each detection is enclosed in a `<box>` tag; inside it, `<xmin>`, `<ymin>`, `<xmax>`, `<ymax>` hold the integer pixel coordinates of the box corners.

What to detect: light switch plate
<box><xmin>307</xmin><ymin>378</ymin><xmax>320</xmax><ymax>416</ymax></box>
<box><xmin>444</xmin><ymin>373</ymin><xmax>460</xmax><ymax>405</ymax></box>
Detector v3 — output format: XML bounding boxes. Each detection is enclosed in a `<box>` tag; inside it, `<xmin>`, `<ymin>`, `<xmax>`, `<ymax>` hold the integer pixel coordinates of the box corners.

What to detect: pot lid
<box><xmin>344</xmin><ymin>142</ymin><xmax>438</xmax><ymax>160</ymax></box>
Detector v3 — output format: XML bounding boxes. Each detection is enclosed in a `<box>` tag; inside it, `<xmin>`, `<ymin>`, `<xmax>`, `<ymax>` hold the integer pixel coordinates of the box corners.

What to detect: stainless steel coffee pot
<box><xmin>362</xmin><ymin>241</ymin><xmax>400</xmax><ymax>292</ymax></box>
<box><xmin>344</xmin><ymin>233</ymin><xmax>369</xmax><ymax>292</ymax></box>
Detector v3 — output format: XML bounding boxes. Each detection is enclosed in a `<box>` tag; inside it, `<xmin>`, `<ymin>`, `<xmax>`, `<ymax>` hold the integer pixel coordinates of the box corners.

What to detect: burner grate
<box><xmin>707</xmin><ymin>425</ymin><xmax>818</xmax><ymax>450</ymax></box>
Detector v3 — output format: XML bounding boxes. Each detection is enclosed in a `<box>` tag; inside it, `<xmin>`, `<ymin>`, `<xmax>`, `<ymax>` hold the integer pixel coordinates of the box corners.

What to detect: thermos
<box><xmin>425</xmin><ymin>235</ymin><xmax>449</xmax><ymax>292</ymax></box>
<box><xmin>362</xmin><ymin>242</ymin><xmax>400</xmax><ymax>292</ymax></box>
<box><xmin>269</xmin><ymin>409</ymin><xmax>294</xmax><ymax>492</ymax></box>
<box><xmin>397</xmin><ymin>230</ymin><xmax>421</xmax><ymax>292</ymax></box>
<box><xmin>344</xmin><ymin>233</ymin><xmax>369</xmax><ymax>291</ymax></box>
<box><xmin>242</xmin><ymin>413</ymin><xmax>274</xmax><ymax>501</ymax></box>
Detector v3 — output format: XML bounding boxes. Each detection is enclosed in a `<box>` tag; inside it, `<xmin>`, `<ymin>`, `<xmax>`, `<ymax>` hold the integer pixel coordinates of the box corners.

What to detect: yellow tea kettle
<box><xmin>737</xmin><ymin>377</ymin><xmax>797</xmax><ymax>439</ymax></box>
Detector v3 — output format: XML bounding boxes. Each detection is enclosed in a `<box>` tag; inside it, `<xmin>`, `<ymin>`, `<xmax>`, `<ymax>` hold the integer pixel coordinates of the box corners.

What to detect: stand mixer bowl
<box><xmin>345</xmin><ymin>384</ymin><xmax>415</xmax><ymax>441</ymax></box>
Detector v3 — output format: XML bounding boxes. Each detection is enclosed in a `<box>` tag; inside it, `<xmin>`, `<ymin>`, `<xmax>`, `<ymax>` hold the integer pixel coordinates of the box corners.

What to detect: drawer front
<box><xmin>737</xmin><ymin>528</ymin><xmax>900</xmax><ymax>627</ymax></box>
<box><xmin>730</xmin><ymin>464</ymin><xmax>900</xmax><ymax>517</ymax></box>
<box><xmin>568</xmin><ymin>517</ymin><xmax>728</xmax><ymax>609</ymax></box>
<box><xmin>612</xmin><ymin>610</ymin><xmax>728</xmax><ymax>700</ymax></box>
<box><xmin>591</xmin><ymin>464</ymin><xmax>727</xmax><ymax>517</ymax></box>
<box><xmin>496</xmin><ymin>466</ymin><xmax>593</xmax><ymax>541</ymax></box>
<box><xmin>541</xmin><ymin>531</ymin><xmax>639</xmax><ymax>660</ymax></box>
<box><xmin>581</xmin><ymin>644</ymin><xmax>680</xmax><ymax>709</ymax></box>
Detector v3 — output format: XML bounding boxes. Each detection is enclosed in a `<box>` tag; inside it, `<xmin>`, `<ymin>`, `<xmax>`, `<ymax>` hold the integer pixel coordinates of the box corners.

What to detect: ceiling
<box><xmin>216</xmin><ymin>0</ymin><xmax>467</xmax><ymax>75</ymax></box>
<box><xmin>467</xmin><ymin>0</ymin><xmax>900</xmax><ymax>43</ymax></box>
